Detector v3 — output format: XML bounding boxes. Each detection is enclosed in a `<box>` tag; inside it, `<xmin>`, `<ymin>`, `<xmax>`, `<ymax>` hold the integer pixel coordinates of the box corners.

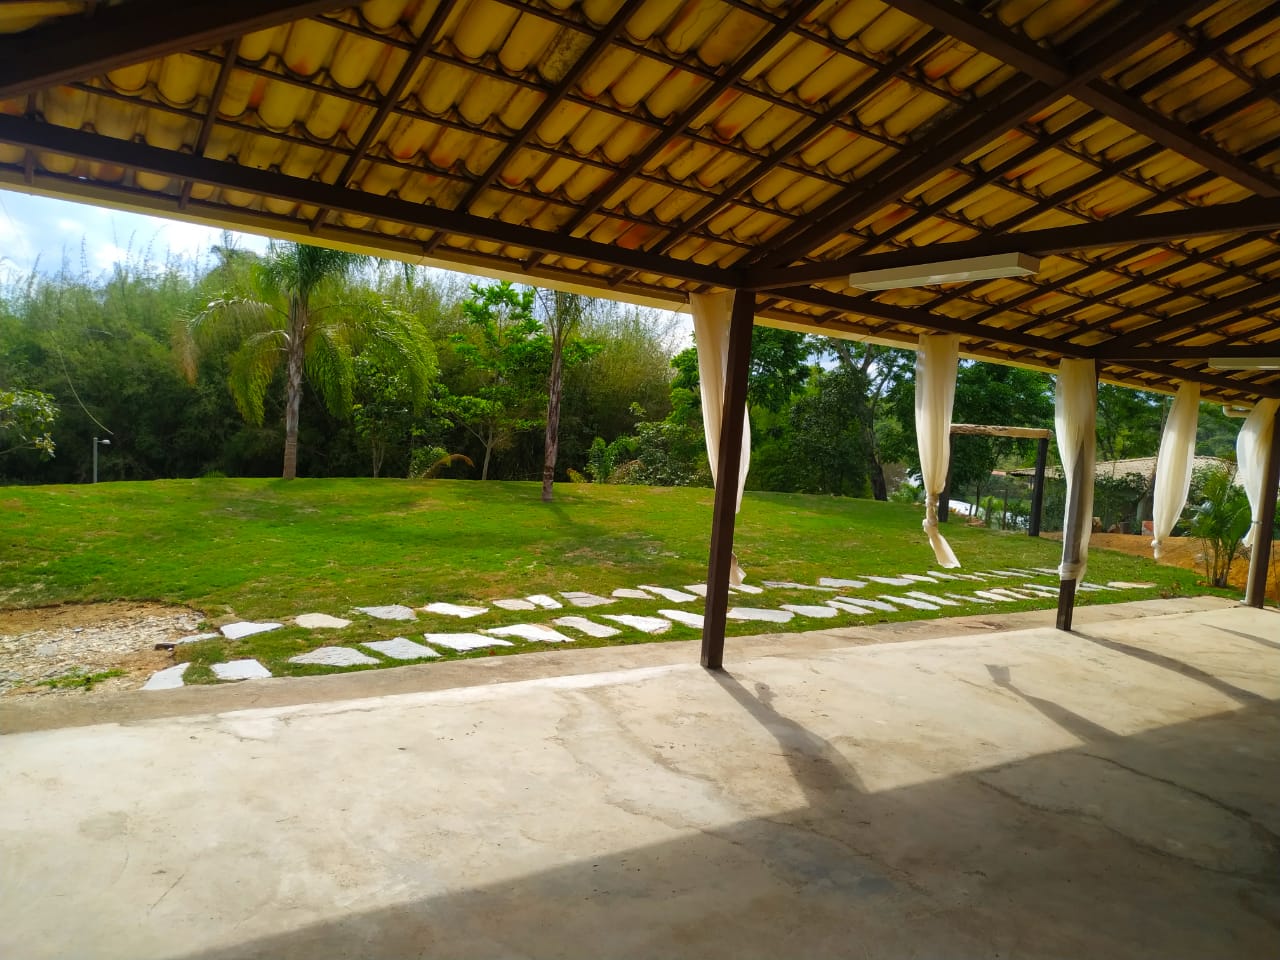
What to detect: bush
<box><xmin>1187</xmin><ymin>466</ymin><xmax>1251</xmax><ymax>588</ymax></box>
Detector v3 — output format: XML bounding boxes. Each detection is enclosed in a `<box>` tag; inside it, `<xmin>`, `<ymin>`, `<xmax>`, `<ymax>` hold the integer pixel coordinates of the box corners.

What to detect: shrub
<box><xmin>1187</xmin><ymin>466</ymin><xmax>1251</xmax><ymax>588</ymax></box>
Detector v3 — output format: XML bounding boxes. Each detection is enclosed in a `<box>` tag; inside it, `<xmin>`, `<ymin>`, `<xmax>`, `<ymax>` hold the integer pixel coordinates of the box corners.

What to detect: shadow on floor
<box><xmin>1071</xmin><ymin>629</ymin><xmax>1265</xmax><ymax>704</ymax></box>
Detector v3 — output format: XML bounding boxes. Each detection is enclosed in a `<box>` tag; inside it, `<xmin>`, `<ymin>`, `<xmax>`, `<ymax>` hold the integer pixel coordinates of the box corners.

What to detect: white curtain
<box><xmin>690</xmin><ymin>292</ymin><xmax>751</xmax><ymax>585</ymax></box>
<box><xmin>1056</xmin><ymin>359</ymin><xmax>1097</xmax><ymax>581</ymax></box>
<box><xmin>1151</xmin><ymin>382</ymin><xmax>1199</xmax><ymax>560</ymax></box>
<box><xmin>1237</xmin><ymin>397</ymin><xmax>1280</xmax><ymax>549</ymax></box>
<box><xmin>915</xmin><ymin>334</ymin><xmax>961</xmax><ymax>568</ymax></box>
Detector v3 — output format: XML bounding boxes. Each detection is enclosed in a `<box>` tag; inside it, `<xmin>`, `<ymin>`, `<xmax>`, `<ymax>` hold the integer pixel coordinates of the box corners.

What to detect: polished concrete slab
<box><xmin>1</xmin><ymin>599</ymin><xmax>1277</xmax><ymax>959</ymax></box>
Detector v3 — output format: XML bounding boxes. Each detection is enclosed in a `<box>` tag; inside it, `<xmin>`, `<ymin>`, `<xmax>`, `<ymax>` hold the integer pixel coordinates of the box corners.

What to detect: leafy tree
<box><xmin>1188</xmin><ymin>465</ymin><xmax>1252</xmax><ymax>587</ymax></box>
<box><xmin>182</xmin><ymin>242</ymin><xmax>433</xmax><ymax>480</ymax></box>
<box><xmin>0</xmin><ymin>387</ymin><xmax>58</xmax><ymax>458</ymax></box>
<box><xmin>351</xmin><ymin>350</ymin><xmax>433</xmax><ymax>478</ymax></box>
<box><xmin>748</xmin><ymin>328</ymin><xmax>813</xmax><ymax>411</ymax></box>
<box><xmin>824</xmin><ymin>341</ymin><xmax>914</xmax><ymax>500</ymax></box>
<box><xmin>787</xmin><ymin>364</ymin><xmax>872</xmax><ymax>496</ymax></box>
<box><xmin>438</xmin><ymin>282</ymin><xmax>548</xmax><ymax>480</ymax></box>
<box><xmin>1096</xmin><ymin>384</ymin><xmax>1164</xmax><ymax>462</ymax></box>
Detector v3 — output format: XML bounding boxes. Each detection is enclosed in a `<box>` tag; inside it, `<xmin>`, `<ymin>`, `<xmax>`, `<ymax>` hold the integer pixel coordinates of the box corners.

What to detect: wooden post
<box><xmin>1029</xmin><ymin>436</ymin><xmax>1049</xmax><ymax>537</ymax></box>
<box><xmin>701</xmin><ymin>291</ymin><xmax>754</xmax><ymax>670</ymax></box>
<box><xmin>1244</xmin><ymin>404</ymin><xmax>1280</xmax><ymax>608</ymax></box>
<box><xmin>1057</xmin><ymin>456</ymin><xmax>1086</xmax><ymax>631</ymax></box>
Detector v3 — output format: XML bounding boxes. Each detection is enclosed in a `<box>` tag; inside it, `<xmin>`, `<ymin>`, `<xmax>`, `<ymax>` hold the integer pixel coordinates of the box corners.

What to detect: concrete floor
<box><xmin>2</xmin><ymin>598</ymin><xmax>1277</xmax><ymax>959</ymax></box>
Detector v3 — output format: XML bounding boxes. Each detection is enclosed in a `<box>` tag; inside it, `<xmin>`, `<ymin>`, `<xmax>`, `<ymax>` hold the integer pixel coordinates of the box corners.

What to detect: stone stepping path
<box><xmin>289</xmin><ymin>647</ymin><xmax>380</xmax><ymax>667</ymax></box>
<box><xmin>973</xmin><ymin>590</ymin><xmax>1017</xmax><ymax>602</ymax></box>
<box><xmin>426</xmin><ymin>632</ymin><xmax>514</xmax><ymax>652</ymax></box>
<box><xmin>611</xmin><ymin>587</ymin><xmax>651</xmax><ymax>600</ymax></box>
<box><xmin>836</xmin><ymin>597</ymin><xmax>897</xmax><ymax>613</ymax></box>
<box><xmin>294</xmin><ymin>613</ymin><xmax>351</xmax><ymax>629</ymax></box>
<box><xmin>899</xmin><ymin>574</ymin><xmax>939</xmax><ymax>584</ymax></box>
<box><xmin>763</xmin><ymin>581</ymin><xmax>836</xmax><ymax>592</ymax></box>
<box><xmin>525</xmin><ymin>594</ymin><xmax>562</xmax><ymax>609</ymax></box>
<box><xmin>780</xmin><ymin>603</ymin><xmax>839</xmax><ymax>618</ymax></box>
<box><xmin>926</xmin><ymin>571</ymin><xmax>959</xmax><ymax>581</ymax></box>
<box><xmin>175</xmin><ymin>632</ymin><xmax>218</xmax><ymax>644</ymax></box>
<box><xmin>949</xmin><ymin>592</ymin><xmax>991</xmax><ymax>604</ymax></box>
<box><xmin>906</xmin><ymin>591</ymin><xmax>959</xmax><ymax>607</ymax></box>
<box><xmin>487</xmin><ymin>624</ymin><xmax>575</xmax><ymax>643</ymax></box>
<box><xmin>552</xmin><ymin>616</ymin><xmax>620</xmax><ymax>639</ymax></box>
<box><xmin>638</xmin><ymin>585</ymin><xmax>698</xmax><ymax>603</ymax></box>
<box><xmin>818</xmin><ymin>577</ymin><xmax>865</xmax><ymax>588</ymax></box>
<box><xmin>603</xmin><ymin>614</ymin><xmax>671</xmax><ymax>634</ymax></box>
<box><xmin>493</xmin><ymin>598</ymin><xmax>537</xmax><ymax>611</ymax></box>
<box><xmin>363</xmin><ymin>638</ymin><xmax>439</xmax><ymax>660</ymax></box>
<box><xmin>356</xmin><ymin>605</ymin><xmax>417</xmax><ymax>621</ymax></box>
<box><xmin>881</xmin><ymin>595</ymin><xmax>940</xmax><ymax>611</ymax></box>
<box><xmin>220</xmin><ymin>621</ymin><xmax>282</xmax><ymax>640</ymax></box>
<box><xmin>142</xmin><ymin>663</ymin><xmax>189</xmax><ymax>691</ymax></box>
<box><xmin>212</xmin><ymin>659</ymin><xmax>272</xmax><ymax>680</ymax></box>
<box><xmin>1108</xmin><ymin>580</ymin><xmax>1156</xmax><ymax>589</ymax></box>
<box><xmin>561</xmin><ymin>591</ymin><xmax>615</xmax><ymax>608</ymax></box>
<box><xmin>660</xmin><ymin>608</ymin><xmax>705</xmax><ymax>629</ymax></box>
<box><xmin>726</xmin><ymin>607</ymin><xmax>793</xmax><ymax>623</ymax></box>
<box><xmin>864</xmin><ymin>575</ymin><xmax>915</xmax><ymax>587</ymax></box>
<box><xmin>423</xmin><ymin>602</ymin><xmax>488</xmax><ymax>619</ymax></box>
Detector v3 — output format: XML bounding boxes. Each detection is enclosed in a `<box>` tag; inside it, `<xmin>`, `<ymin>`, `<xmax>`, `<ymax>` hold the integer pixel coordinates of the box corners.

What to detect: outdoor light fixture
<box><xmin>848</xmin><ymin>252</ymin><xmax>1040</xmax><ymax>291</ymax></box>
<box><xmin>1208</xmin><ymin>357</ymin><xmax>1280</xmax><ymax>371</ymax></box>
<box><xmin>92</xmin><ymin>436</ymin><xmax>111</xmax><ymax>483</ymax></box>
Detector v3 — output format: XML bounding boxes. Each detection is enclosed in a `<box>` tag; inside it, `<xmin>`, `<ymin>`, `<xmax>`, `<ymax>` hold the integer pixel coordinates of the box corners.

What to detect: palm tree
<box><xmin>180</xmin><ymin>242</ymin><xmax>433</xmax><ymax>480</ymax></box>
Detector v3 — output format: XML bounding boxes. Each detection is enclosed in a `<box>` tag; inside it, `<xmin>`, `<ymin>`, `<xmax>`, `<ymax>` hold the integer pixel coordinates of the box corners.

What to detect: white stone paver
<box><xmin>220</xmin><ymin>621</ymin><xmax>282</xmax><ymax>640</ymax></box>
<box><xmin>525</xmin><ymin>594</ymin><xmax>563</xmax><ymax>609</ymax></box>
<box><xmin>945</xmin><ymin>573</ymin><xmax>986</xmax><ymax>582</ymax></box>
<box><xmin>826</xmin><ymin>599</ymin><xmax>874</xmax><ymax>615</ymax></box>
<box><xmin>294</xmin><ymin>613</ymin><xmax>351</xmax><ymax>629</ymax></box>
<box><xmin>602</xmin><ymin>614</ymin><xmax>671</xmax><ymax>634</ymax></box>
<box><xmin>780</xmin><ymin>603</ymin><xmax>839</xmax><ymax>618</ymax></box>
<box><xmin>1020</xmin><ymin>583</ymin><xmax>1060</xmax><ymax>595</ymax></box>
<box><xmin>552</xmin><ymin>616</ymin><xmax>621</xmax><ymax>639</ymax></box>
<box><xmin>611</xmin><ymin>588</ymin><xmax>652</xmax><ymax>600</ymax></box>
<box><xmin>683</xmin><ymin>584</ymin><xmax>708</xmax><ymax>597</ymax></box>
<box><xmin>560</xmin><ymin>591</ymin><xmax>615</xmax><ymax>608</ymax></box>
<box><xmin>362</xmin><ymin>638</ymin><xmax>440</xmax><ymax>660</ymax></box>
<box><xmin>731</xmin><ymin>583</ymin><xmax>764</xmax><ymax>594</ymax></box>
<box><xmin>973</xmin><ymin>590</ymin><xmax>1018</xmax><ymax>603</ymax></box>
<box><xmin>487</xmin><ymin>624</ymin><xmax>576</xmax><ymax>643</ymax></box>
<box><xmin>1107</xmin><ymin>581</ymin><xmax>1156</xmax><ymax>589</ymax></box>
<box><xmin>836</xmin><ymin>596</ymin><xmax>897</xmax><ymax>613</ymax></box>
<box><xmin>880</xmin><ymin>595</ymin><xmax>940</xmax><ymax>611</ymax></box>
<box><xmin>947</xmin><ymin>593</ymin><xmax>988</xmax><ymax>604</ymax></box>
<box><xmin>864</xmin><ymin>575</ymin><xmax>915</xmax><ymax>587</ymax></box>
<box><xmin>762</xmin><ymin>581</ymin><xmax>836</xmax><ymax>592</ymax></box>
<box><xmin>425</xmin><ymin>633</ymin><xmax>514</xmax><ymax>652</ymax></box>
<box><xmin>422</xmin><ymin>602</ymin><xmax>488</xmax><ymax>619</ymax></box>
<box><xmin>906</xmin><ymin>591</ymin><xmax>959</xmax><ymax>607</ymax></box>
<box><xmin>638</xmin><ymin>585</ymin><xmax>698</xmax><ymax>603</ymax></box>
<box><xmin>726</xmin><ymin>607</ymin><xmax>794</xmax><ymax>624</ymax></box>
<box><xmin>492</xmin><ymin>598</ymin><xmax>537</xmax><ymax>611</ymax></box>
<box><xmin>977</xmin><ymin>570</ymin><xmax>1011</xmax><ymax>578</ymax></box>
<box><xmin>1078</xmin><ymin>583</ymin><xmax>1116</xmax><ymax>592</ymax></box>
<box><xmin>926</xmin><ymin>571</ymin><xmax>960</xmax><ymax>581</ymax></box>
<box><xmin>987</xmin><ymin>588</ymin><xmax>1037</xmax><ymax>600</ymax></box>
<box><xmin>175</xmin><ymin>632</ymin><xmax>218</xmax><ymax>645</ymax></box>
<box><xmin>1032</xmin><ymin>567</ymin><xmax>1060</xmax><ymax>576</ymax></box>
<box><xmin>818</xmin><ymin>577</ymin><xmax>866</xmax><ymax>588</ymax></box>
<box><xmin>659</xmin><ymin>608</ymin><xmax>705</xmax><ymax>629</ymax></box>
<box><xmin>356</xmin><ymin>605</ymin><xmax>417</xmax><ymax>621</ymax></box>
<box><xmin>289</xmin><ymin>647</ymin><xmax>380</xmax><ymax>667</ymax></box>
<box><xmin>211</xmin><ymin>659</ymin><xmax>272</xmax><ymax>681</ymax></box>
<box><xmin>899</xmin><ymin>574</ymin><xmax>939</xmax><ymax>584</ymax></box>
<box><xmin>142</xmin><ymin>663</ymin><xmax>189</xmax><ymax>691</ymax></box>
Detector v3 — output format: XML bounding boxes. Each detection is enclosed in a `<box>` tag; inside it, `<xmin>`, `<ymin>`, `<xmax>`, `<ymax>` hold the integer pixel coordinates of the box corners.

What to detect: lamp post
<box><xmin>92</xmin><ymin>437</ymin><xmax>110</xmax><ymax>483</ymax></box>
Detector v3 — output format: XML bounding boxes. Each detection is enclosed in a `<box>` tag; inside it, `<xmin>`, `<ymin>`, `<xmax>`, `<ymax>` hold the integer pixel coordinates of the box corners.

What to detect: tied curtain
<box><xmin>1150</xmin><ymin>382</ymin><xmax>1199</xmax><ymax>560</ymax></box>
<box><xmin>1056</xmin><ymin>358</ymin><xmax>1097</xmax><ymax>582</ymax></box>
<box><xmin>1237</xmin><ymin>398</ymin><xmax>1280</xmax><ymax>549</ymax></box>
<box><xmin>690</xmin><ymin>292</ymin><xmax>751</xmax><ymax>585</ymax></box>
<box><xmin>915</xmin><ymin>334</ymin><xmax>961</xmax><ymax>568</ymax></box>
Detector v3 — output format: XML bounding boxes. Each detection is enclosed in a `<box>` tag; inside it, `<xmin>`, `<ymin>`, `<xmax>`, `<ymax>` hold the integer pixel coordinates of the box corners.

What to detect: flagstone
<box><xmin>1107</xmin><ymin>581</ymin><xmax>1156</xmax><ymax>589</ymax></box>
<box><xmin>905</xmin><ymin>591</ymin><xmax>959</xmax><ymax>606</ymax></box>
<box><xmin>560</xmin><ymin>591</ymin><xmax>615</xmax><ymax>608</ymax></box>
<box><xmin>946</xmin><ymin>593</ymin><xmax>989</xmax><ymax>604</ymax></box>
<box><xmin>731</xmin><ymin>583</ymin><xmax>764</xmax><ymax>594</ymax></box>
<box><xmin>638</xmin><ymin>585</ymin><xmax>698</xmax><ymax>603</ymax></box>
<box><xmin>294</xmin><ymin>613</ymin><xmax>352</xmax><ymax>629</ymax></box>
<box><xmin>355</xmin><ymin>605</ymin><xmax>417</xmax><ymax>621</ymax></box>
<box><xmin>726</xmin><ymin>607</ymin><xmax>793</xmax><ymax>623</ymax></box>
<box><xmin>602</xmin><ymin>614</ymin><xmax>671</xmax><ymax>634</ymax></box>
<box><xmin>220</xmin><ymin>621</ymin><xmax>282</xmax><ymax>640</ymax></box>
<box><xmin>1032</xmin><ymin>567</ymin><xmax>1060</xmax><ymax>576</ymax></box>
<box><xmin>289</xmin><ymin>647</ymin><xmax>380</xmax><ymax>667</ymax></box>
<box><xmin>362</xmin><ymin>638</ymin><xmax>440</xmax><ymax>660</ymax></box>
<box><xmin>835</xmin><ymin>596</ymin><xmax>897</xmax><ymax>613</ymax></box>
<box><xmin>817</xmin><ymin>577</ymin><xmax>866</xmax><ymax>588</ymax></box>
<box><xmin>762</xmin><ymin>581</ymin><xmax>836</xmax><ymax>592</ymax></box>
<box><xmin>611</xmin><ymin>588</ymin><xmax>652</xmax><ymax>600</ymax></box>
<box><xmin>946</xmin><ymin>573</ymin><xmax>986</xmax><ymax>581</ymax></box>
<box><xmin>1078</xmin><ymin>583</ymin><xmax>1116</xmax><ymax>591</ymax></box>
<box><xmin>492</xmin><ymin>598</ymin><xmax>537</xmax><ymax>611</ymax></box>
<box><xmin>864</xmin><ymin>575</ymin><xmax>915</xmax><ymax>587</ymax></box>
<box><xmin>880</xmin><ymin>595</ymin><xmax>940</xmax><ymax>611</ymax></box>
<box><xmin>899</xmin><ymin>574</ymin><xmax>939</xmax><ymax>583</ymax></box>
<box><xmin>525</xmin><ymin>594</ymin><xmax>563</xmax><ymax>609</ymax></box>
<box><xmin>211</xmin><ymin>659</ymin><xmax>272</xmax><ymax>681</ymax></box>
<box><xmin>425</xmin><ymin>633</ymin><xmax>514</xmax><ymax>652</ymax></box>
<box><xmin>973</xmin><ymin>590</ymin><xmax>1017</xmax><ymax>602</ymax></box>
<box><xmin>683</xmin><ymin>584</ymin><xmax>708</xmax><ymax>597</ymax></box>
<box><xmin>659</xmin><ymin>608</ymin><xmax>705</xmax><ymax>629</ymax></box>
<box><xmin>423</xmin><ymin>602</ymin><xmax>488</xmax><ymax>619</ymax></box>
<box><xmin>780</xmin><ymin>604</ymin><xmax>839</xmax><ymax>618</ymax></box>
<box><xmin>175</xmin><ymin>632</ymin><xmax>219</xmax><ymax>644</ymax></box>
<box><xmin>552</xmin><ymin>616</ymin><xmax>621</xmax><ymax>639</ymax></box>
<box><xmin>487</xmin><ymin>624</ymin><xmax>575</xmax><ymax>643</ymax></box>
<box><xmin>987</xmin><ymin>588</ymin><xmax>1037</xmax><ymax>600</ymax></box>
<box><xmin>142</xmin><ymin>663</ymin><xmax>189</xmax><ymax>691</ymax></box>
<box><xmin>926</xmin><ymin>571</ymin><xmax>959</xmax><ymax>581</ymax></box>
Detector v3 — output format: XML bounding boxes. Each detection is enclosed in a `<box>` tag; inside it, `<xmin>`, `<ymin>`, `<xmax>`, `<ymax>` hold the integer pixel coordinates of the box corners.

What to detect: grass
<box><xmin>37</xmin><ymin>669</ymin><xmax>124</xmax><ymax>690</ymax></box>
<box><xmin>0</xmin><ymin>478</ymin><xmax>1218</xmax><ymax>683</ymax></box>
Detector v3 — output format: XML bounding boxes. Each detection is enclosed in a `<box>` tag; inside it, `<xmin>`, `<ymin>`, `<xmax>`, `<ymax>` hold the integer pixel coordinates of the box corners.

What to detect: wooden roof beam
<box><xmin>1094</xmin><ymin>278</ymin><xmax>1280</xmax><ymax>355</ymax></box>
<box><xmin>0</xmin><ymin>0</ymin><xmax>341</xmax><ymax>100</ymax></box>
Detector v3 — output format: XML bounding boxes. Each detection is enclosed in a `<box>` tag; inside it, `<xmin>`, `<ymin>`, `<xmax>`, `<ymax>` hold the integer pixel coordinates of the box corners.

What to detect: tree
<box><xmin>1188</xmin><ymin>466</ymin><xmax>1252</xmax><ymax>587</ymax></box>
<box><xmin>438</xmin><ymin>282</ymin><xmax>548</xmax><ymax>480</ymax></box>
<box><xmin>181</xmin><ymin>242</ymin><xmax>433</xmax><ymax>480</ymax></box>
<box><xmin>825</xmin><ymin>341</ymin><xmax>914</xmax><ymax>500</ymax></box>
<box><xmin>1096</xmin><ymin>384</ymin><xmax>1164</xmax><ymax>462</ymax></box>
<box><xmin>787</xmin><ymin>364</ymin><xmax>872</xmax><ymax>496</ymax></box>
<box><xmin>748</xmin><ymin>328</ymin><xmax>813</xmax><ymax>411</ymax></box>
<box><xmin>536</xmin><ymin>289</ymin><xmax>598</xmax><ymax>501</ymax></box>
<box><xmin>0</xmin><ymin>387</ymin><xmax>58</xmax><ymax>458</ymax></box>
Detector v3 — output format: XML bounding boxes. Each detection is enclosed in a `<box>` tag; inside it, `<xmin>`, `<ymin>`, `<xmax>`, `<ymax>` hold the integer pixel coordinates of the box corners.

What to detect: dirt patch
<box><xmin>1062</xmin><ymin>533</ymin><xmax>1279</xmax><ymax>598</ymax></box>
<box><xmin>0</xmin><ymin>602</ymin><xmax>205</xmax><ymax>699</ymax></box>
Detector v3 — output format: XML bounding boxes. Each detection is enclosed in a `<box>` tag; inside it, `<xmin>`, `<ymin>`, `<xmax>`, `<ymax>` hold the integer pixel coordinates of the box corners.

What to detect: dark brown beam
<box><xmin>1245</xmin><ymin>403</ymin><xmax>1280</xmax><ymax>607</ymax></box>
<box><xmin>1095</xmin><ymin>278</ymin><xmax>1280</xmax><ymax>354</ymax></box>
<box><xmin>0</xmin><ymin>115</ymin><xmax>735</xmax><ymax>289</ymax></box>
<box><xmin>1102</xmin><ymin>358</ymin><xmax>1280</xmax><ymax>398</ymax></box>
<box><xmin>179</xmin><ymin>37</ymin><xmax>239</xmax><ymax>209</ymax></box>
<box><xmin>702</xmin><ymin>291</ymin><xmax>755</xmax><ymax>670</ymax></box>
<box><xmin>0</xmin><ymin>0</ymin><xmax>340</xmax><ymax>100</ymax></box>
<box><xmin>754</xmin><ymin>0</ymin><xmax>1213</xmax><ymax>269</ymax></box>
<box><xmin>746</xmin><ymin>199</ymin><xmax>1280</xmax><ymax>290</ymax></box>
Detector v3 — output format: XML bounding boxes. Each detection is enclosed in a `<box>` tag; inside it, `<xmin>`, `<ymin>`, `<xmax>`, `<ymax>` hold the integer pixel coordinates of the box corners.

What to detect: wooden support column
<box><xmin>1054</xmin><ymin>365</ymin><xmax>1096</xmax><ymax>632</ymax></box>
<box><xmin>1029</xmin><ymin>436</ymin><xmax>1049</xmax><ymax>538</ymax></box>
<box><xmin>1056</xmin><ymin>449</ymin><xmax>1088</xmax><ymax>630</ymax></box>
<box><xmin>1244</xmin><ymin>404</ymin><xmax>1280</xmax><ymax>608</ymax></box>
<box><xmin>701</xmin><ymin>291</ymin><xmax>755</xmax><ymax>670</ymax></box>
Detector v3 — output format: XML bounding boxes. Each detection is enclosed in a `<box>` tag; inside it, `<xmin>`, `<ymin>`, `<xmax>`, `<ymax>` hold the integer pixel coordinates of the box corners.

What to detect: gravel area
<box><xmin>0</xmin><ymin>603</ymin><xmax>203</xmax><ymax>696</ymax></box>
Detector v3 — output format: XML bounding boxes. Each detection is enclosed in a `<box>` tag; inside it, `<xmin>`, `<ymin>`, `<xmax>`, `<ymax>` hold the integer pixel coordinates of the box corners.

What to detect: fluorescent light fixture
<box><xmin>849</xmin><ymin>252</ymin><xmax>1040</xmax><ymax>291</ymax></box>
<box><xmin>1208</xmin><ymin>357</ymin><xmax>1280</xmax><ymax>371</ymax></box>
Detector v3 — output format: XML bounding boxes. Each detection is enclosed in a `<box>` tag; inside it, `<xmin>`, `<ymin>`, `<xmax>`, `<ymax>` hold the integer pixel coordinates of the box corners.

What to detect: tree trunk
<box><xmin>371</xmin><ymin>440</ymin><xmax>383</xmax><ymax>478</ymax></box>
<box><xmin>868</xmin><ymin>456</ymin><xmax>887</xmax><ymax>501</ymax></box>
<box><xmin>282</xmin><ymin>305</ymin><xmax>305</xmax><ymax>481</ymax></box>
<box><xmin>542</xmin><ymin>335</ymin><xmax>565</xmax><ymax>502</ymax></box>
<box><xmin>481</xmin><ymin>424</ymin><xmax>493</xmax><ymax>481</ymax></box>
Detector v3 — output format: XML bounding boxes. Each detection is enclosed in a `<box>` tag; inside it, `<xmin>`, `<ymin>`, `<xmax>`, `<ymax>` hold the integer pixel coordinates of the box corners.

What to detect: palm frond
<box><xmin>225</xmin><ymin>338</ymin><xmax>282</xmax><ymax>425</ymax></box>
<box><xmin>304</xmin><ymin>324</ymin><xmax>355</xmax><ymax>417</ymax></box>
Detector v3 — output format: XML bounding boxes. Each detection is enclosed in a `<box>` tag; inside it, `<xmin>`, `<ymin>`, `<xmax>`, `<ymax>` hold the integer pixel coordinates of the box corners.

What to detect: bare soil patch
<box><xmin>1063</xmin><ymin>533</ymin><xmax>1279</xmax><ymax>598</ymax></box>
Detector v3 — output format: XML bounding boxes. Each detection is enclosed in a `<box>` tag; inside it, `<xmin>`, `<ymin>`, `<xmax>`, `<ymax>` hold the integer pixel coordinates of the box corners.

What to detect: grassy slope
<box><xmin>1</xmin><ymin>479</ymin><xmax>1214</xmax><ymax>681</ymax></box>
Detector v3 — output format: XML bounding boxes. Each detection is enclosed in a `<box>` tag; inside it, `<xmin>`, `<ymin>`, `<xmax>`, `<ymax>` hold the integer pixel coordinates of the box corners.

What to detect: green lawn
<box><xmin>1</xmin><ymin>478</ymin><xmax>1215</xmax><ymax>682</ymax></box>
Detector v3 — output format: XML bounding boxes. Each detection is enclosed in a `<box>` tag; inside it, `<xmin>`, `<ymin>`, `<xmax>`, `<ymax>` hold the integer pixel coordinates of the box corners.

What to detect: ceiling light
<box><xmin>1208</xmin><ymin>357</ymin><xmax>1280</xmax><ymax>371</ymax></box>
<box><xmin>848</xmin><ymin>252</ymin><xmax>1040</xmax><ymax>291</ymax></box>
